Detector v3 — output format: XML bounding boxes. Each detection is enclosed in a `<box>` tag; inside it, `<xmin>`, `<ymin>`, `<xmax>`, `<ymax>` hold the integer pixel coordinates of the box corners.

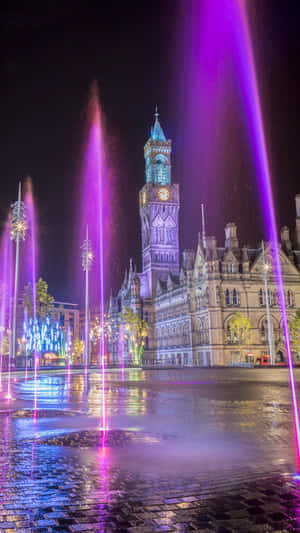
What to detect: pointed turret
<box><xmin>151</xmin><ymin>107</ymin><xmax>167</xmax><ymax>142</ymax></box>
<box><xmin>128</xmin><ymin>258</ymin><xmax>133</xmax><ymax>284</ymax></box>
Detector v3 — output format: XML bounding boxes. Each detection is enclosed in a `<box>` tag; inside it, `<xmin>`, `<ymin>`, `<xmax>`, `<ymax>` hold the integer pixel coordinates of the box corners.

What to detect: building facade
<box><xmin>110</xmin><ymin>114</ymin><xmax>300</xmax><ymax>366</ymax></box>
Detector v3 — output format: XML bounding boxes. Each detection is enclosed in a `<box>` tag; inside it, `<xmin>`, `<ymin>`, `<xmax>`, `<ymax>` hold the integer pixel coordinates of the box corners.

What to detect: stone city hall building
<box><xmin>110</xmin><ymin>113</ymin><xmax>300</xmax><ymax>366</ymax></box>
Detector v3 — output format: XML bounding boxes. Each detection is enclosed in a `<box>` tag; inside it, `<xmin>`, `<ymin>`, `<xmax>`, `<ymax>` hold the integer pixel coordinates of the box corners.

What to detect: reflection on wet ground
<box><xmin>0</xmin><ymin>368</ymin><xmax>300</xmax><ymax>531</ymax></box>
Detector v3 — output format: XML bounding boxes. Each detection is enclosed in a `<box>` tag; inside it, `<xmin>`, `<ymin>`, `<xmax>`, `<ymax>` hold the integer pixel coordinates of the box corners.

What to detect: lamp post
<box><xmin>81</xmin><ymin>226</ymin><xmax>93</xmax><ymax>370</ymax></box>
<box><xmin>262</xmin><ymin>241</ymin><xmax>274</xmax><ymax>365</ymax></box>
<box><xmin>10</xmin><ymin>182</ymin><xmax>27</xmax><ymax>371</ymax></box>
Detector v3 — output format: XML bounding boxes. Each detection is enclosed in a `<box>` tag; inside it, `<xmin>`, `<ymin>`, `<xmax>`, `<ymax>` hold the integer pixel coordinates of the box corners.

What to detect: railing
<box><xmin>156</xmin><ymin>336</ymin><xmax>190</xmax><ymax>348</ymax></box>
<box><xmin>192</xmin><ymin>332</ymin><xmax>210</xmax><ymax>345</ymax></box>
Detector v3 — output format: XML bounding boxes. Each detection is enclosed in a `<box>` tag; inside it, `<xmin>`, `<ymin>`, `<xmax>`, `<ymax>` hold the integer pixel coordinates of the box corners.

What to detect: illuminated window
<box><xmin>153</xmin><ymin>155</ymin><xmax>170</xmax><ymax>185</ymax></box>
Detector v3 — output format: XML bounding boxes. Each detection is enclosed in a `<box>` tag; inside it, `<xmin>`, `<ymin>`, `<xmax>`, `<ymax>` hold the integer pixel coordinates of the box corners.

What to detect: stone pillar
<box><xmin>225</xmin><ymin>223</ymin><xmax>239</xmax><ymax>249</ymax></box>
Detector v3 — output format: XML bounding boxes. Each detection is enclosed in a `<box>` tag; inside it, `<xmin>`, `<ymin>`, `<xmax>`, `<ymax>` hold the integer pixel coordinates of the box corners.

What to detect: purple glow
<box><xmin>79</xmin><ymin>83</ymin><xmax>113</xmax><ymax>432</ymax></box>
<box><xmin>0</xmin><ymin>220</ymin><xmax>10</xmax><ymax>390</ymax></box>
<box><xmin>24</xmin><ymin>179</ymin><xmax>38</xmax><ymax>368</ymax></box>
<box><xmin>24</xmin><ymin>178</ymin><xmax>39</xmax><ymax>416</ymax></box>
<box><xmin>235</xmin><ymin>0</ymin><xmax>300</xmax><ymax>461</ymax></box>
<box><xmin>180</xmin><ymin>0</ymin><xmax>300</xmax><ymax>461</ymax></box>
<box><xmin>6</xmin><ymin>226</ymin><xmax>13</xmax><ymax>401</ymax></box>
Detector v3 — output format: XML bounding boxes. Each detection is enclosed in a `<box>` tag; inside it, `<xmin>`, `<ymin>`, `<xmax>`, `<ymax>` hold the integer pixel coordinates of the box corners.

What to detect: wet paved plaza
<box><xmin>1</xmin><ymin>367</ymin><xmax>300</xmax><ymax>531</ymax></box>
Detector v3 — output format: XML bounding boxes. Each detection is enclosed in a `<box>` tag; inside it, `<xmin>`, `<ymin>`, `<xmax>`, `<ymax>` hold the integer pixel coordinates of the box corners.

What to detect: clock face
<box><xmin>158</xmin><ymin>187</ymin><xmax>170</xmax><ymax>202</ymax></box>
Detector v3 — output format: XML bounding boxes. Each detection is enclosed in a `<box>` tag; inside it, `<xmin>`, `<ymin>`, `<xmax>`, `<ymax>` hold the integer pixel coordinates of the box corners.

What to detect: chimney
<box><xmin>225</xmin><ymin>223</ymin><xmax>239</xmax><ymax>249</ymax></box>
<box><xmin>206</xmin><ymin>236</ymin><xmax>218</xmax><ymax>260</ymax></box>
<box><xmin>296</xmin><ymin>194</ymin><xmax>300</xmax><ymax>249</ymax></box>
<box><xmin>280</xmin><ymin>226</ymin><xmax>292</xmax><ymax>252</ymax></box>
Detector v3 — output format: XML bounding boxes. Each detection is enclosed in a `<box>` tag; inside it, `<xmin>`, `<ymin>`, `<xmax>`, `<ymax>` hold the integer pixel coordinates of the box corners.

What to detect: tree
<box><xmin>228</xmin><ymin>312</ymin><xmax>252</xmax><ymax>362</ymax></box>
<box><xmin>23</xmin><ymin>278</ymin><xmax>54</xmax><ymax>320</ymax></box>
<box><xmin>289</xmin><ymin>310</ymin><xmax>300</xmax><ymax>356</ymax></box>
<box><xmin>72</xmin><ymin>337</ymin><xmax>84</xmax><ymax>364</ymax></box>
<box><xmin>120</xmin><ymin>307</ymin><xmax>149</xmax><ymax>366</ymax></box>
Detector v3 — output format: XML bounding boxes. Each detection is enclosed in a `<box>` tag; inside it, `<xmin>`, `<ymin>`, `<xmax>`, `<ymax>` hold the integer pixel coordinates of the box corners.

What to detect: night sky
<box><xmin>0</xmin><ymin>1</ymin><xmax>299</xmax><ymax>302</ymax></box>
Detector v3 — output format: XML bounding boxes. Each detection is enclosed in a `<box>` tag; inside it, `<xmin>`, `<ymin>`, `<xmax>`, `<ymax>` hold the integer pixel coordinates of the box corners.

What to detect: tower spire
<box><xmin>151</xmin><ymin>107</ymin><xmax>166</xmax><ymax>142</ymax></box>
<box><xmin>201</xmin><ymin>203</ymin><xmax>207</xmax><ymax>249</ymax></box>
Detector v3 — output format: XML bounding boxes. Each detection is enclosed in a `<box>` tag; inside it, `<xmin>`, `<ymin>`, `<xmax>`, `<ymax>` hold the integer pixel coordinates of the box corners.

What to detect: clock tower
<box><xmin>139</xmin><ymin>110</ymin><xmax>180</xmax><ymax>297</ymax></box>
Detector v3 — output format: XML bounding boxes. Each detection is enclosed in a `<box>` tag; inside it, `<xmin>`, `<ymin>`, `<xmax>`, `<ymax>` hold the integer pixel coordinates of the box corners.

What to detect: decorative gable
<box><xmin>250</xmin><ymin>244</ymin><xmax>300</xmax><ymax>277</ymax></box>
<box><xmin>152</xmin><ymin>213</ymin><xmax>164</xmax><ymax>227</ymax></box>
<box><xmin>165</xmin><ymin>215</ymin><xmax>176</xmax><ymax>228</ymax></box>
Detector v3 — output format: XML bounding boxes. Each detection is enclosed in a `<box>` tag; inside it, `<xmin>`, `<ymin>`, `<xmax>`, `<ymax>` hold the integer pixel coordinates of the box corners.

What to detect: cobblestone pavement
<box><xmin>0</xmin><ymin>368</ymin><xmax>300</xmax><ymax>531</ymax></box>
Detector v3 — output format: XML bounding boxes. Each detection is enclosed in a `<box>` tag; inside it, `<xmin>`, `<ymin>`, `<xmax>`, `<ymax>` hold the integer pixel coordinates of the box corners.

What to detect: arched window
<box><xmin>268</xmin><ymin>290</ymin><xmax>272</xmax><ymax>306</ymax></box>
<box><xmin>259</xmin><ymin>289</ymin><xmax>264</xmax><ymax>306</ymax></box>
<box><xmin>233</xmin><ymin>289</ymin><xmax>238</xmax><ymax>306</ymax></box>
<box><xmin>225</xmin><ymin>289</ymin><xmax>231</xmax><ymax>306</ymax></box>
<box><xmin>153</xmin><ymin>155</ymin><xmax>170</xmax><ymax>185</ymax></box>
<box><xmin>260</xmin><ymin>320</ymin><xmax>268</xmax><ymax>343</ymax></box>
<box><xmin>287</xmin><ymin>290</ymin><xmax>293</xmax><ymax>307</ymax></box>
<box><xmin>227</xmin><ymin>324</ymin><xmax>232</xmax><ymax>343</ymax></box>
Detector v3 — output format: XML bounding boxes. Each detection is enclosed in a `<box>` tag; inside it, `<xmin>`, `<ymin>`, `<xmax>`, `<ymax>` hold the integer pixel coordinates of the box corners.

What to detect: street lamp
<box><xmin>81</xmin><ymin>225</ymin><xmax>93</xmax><ymax>370</ymax></box>
<box><xmin>10</xmin><ymin>182</ymin><xmax>27</xmax><ymax>371</ymax></box>
<box><xmin>262</xmin><ymin>241</ymin><xmax>274</xmax><ymax>365</ymax></box>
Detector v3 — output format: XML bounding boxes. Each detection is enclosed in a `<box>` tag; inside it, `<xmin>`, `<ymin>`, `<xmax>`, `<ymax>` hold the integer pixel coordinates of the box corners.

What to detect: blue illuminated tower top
<box><xmin>144</xmin><ymin>108</ymin><xmax>171</xmax><ymax>185</ymax></box>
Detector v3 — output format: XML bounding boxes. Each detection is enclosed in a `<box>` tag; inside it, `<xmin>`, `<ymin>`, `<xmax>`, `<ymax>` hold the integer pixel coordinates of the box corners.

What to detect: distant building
<box><xmin>16</xmin><ymin>299</ymin><xmax>80</xmax><ymax>366</ymax></box>
<box><xmin>50</xmin><ymin>300</ymin><xmax>80</xmax><ymax>338</ymax></box>
<box><xmin>109</xmin><ymin>113</ymin><xmax>300</xmax><ymax>366</ymax></box>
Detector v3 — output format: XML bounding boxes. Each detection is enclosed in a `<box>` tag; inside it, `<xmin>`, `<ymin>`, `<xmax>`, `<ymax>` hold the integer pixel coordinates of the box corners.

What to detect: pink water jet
<box><xmin>6</xmin><ymin>219</ymin><xmax>13</xmax><ymax>401</ymax></box>
<box><xmin>179</xmin><ymin>0</ymin><xmax>300</xmax><ymax>463</ymax></box>
<box><xmin>236</xmin><ymin>0</ymin><xmax>300</xmax><ymax>462</ymax></box>
<box><xmin>24</xmin><ymin>178</ymin><xmax>38</xmax><ymax>379</ymax></box>
<box><xmin>0</xmin><ymin>220</ymin><xmax>11</xmax><ymax>391</ymax></box>
<box><xmin>79</xmin><ymin>83</ymin><xmax>114</xmax><ymax>433</ymax></box>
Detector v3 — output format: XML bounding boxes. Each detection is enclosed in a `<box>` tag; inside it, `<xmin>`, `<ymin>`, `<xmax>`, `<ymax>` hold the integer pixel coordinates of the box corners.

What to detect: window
<box><xmin>153</xmin><ymin>155</ymin><xmax>170</xmax><ymax>185</ymax></box>
<box><xmin>261</xmin><ymin>320</ymin><xmax>268</xmax><ymax>343</ymax></box>
<box><xmin>227</xmin><ymin>324</ymin><xmax>232</xmax><ymax>343</ymax></box>
<box><xmin>287</xmin><ymin>290</ymin><xmax>293</xmax><ymax>307</ymax></box>
<box><xmin>259</xmin><ymin>289</ymin><xmax>264</xmax><ymax>306</ymax></box>
<box><xmin>268</xmin><ymin>290</ymin><xmax>272</xmax><ymax>306</ymax></box>
<box><xmin>233</xmin><ymin>289</ymin><xmax>238</xmax><ymax>306</ymax></box>
<box><xmin>225</xmin><ymin>289</ymin><xmax>231</xmax><ymax>306</ymax></box>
